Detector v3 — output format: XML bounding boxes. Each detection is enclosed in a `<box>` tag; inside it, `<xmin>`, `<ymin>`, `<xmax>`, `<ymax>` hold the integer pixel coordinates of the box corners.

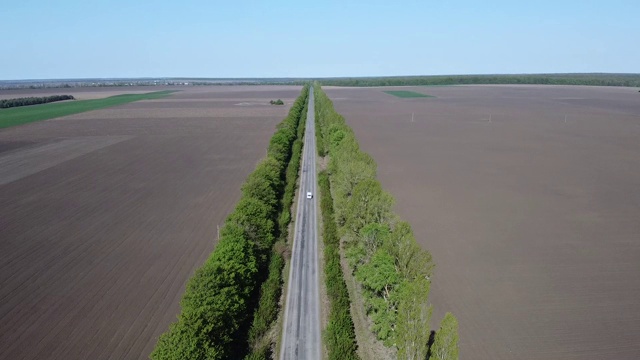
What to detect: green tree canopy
<box><xmin>226</xmin><ymin>197</ymin><xmax>275</xmax><ymax>256</ymax></box>
<box><xmin>345</xmin><ymin>179</ymin><xmax>394</xmax><ymax>236</ymax></box>
<box><xmin>430</xmin><ymin>313</ymin><xmax>459</xmax><ymax>360</ymax></box>
<box><xmin>386</xmin><ymin>221</ymin><xmax>434</xmax><ymax>280</ymax></box>
<box><xmin>356</xmin><ymin>248</ymin><xmax>404</xmax><ymax>345</ymax></box>
<box><xmin>396</xmin><ymin>278</ymin><xmax>432</xmax><ymax>360</ymax></box>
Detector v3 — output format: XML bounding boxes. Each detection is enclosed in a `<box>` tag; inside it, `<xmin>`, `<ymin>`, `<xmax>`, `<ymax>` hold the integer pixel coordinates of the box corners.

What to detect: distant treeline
<box><xmin>0</xmin><ymin>95</ymin><xmax>74</xmax><ymax>108</ymax></box>
<box><xmin>316</xmin><ymin>73</ymin><xmax>640</xmax><ymax>88</ymax></box>
<box><xmin>0</xmin><ymin>79</ymin><xmax>297</xmax><ymax>90</ymax></box>
<box><xmin>4</xmin><ymin>73</ymin><xmax>639</xmax><ymax>90</ymax></box>
<box><xmin>314</xmin><ymin>83</ymin><xmax>459</xmax><ymax>360</ymax></box>
<box><xmin>151</xmin><ymin>85</ymin><xmax>310</xmax><ymax>360</ymax></box>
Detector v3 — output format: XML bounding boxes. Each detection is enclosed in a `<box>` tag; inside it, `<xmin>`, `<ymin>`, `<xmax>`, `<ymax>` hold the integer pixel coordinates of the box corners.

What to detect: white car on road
<box><xmin>306</xmin><ymin>192</ymin><xmax>313</xmax><ymax>199</ymax></box>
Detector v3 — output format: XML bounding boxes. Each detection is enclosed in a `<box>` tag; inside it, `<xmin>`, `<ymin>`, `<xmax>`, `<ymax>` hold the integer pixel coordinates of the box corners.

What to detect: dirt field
<box><xmin>0</xmin><ymin>85</ymin><xmax>301</xmax><ymax>359</ymax></box>
<box><xmin>0</xmin><ymin>86</ymin><xmax>176</xmax><ymax>100</ymax></box>
<box><xmin>325</xmin><ymin>85</ymin><xmax>640</xmax><ymax>360</ymax></box>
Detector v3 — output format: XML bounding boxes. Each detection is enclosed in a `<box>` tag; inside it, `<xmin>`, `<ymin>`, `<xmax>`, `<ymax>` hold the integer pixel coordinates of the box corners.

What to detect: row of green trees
<box><xmin>245</xmin><ymin>91</ymin><xmax>308</xmax><ymax>360</ymax></box>
<box><xmin>316</xmin><ymin>73</ymin><xmax>640</xmax><ymax>88</ymax></box>
<box><xmin>318</xmin><ymin>170</ymin><xmax>360</xmax><ymax>360</ymax></box>
<box><xmin>0</xmin><ymin>95</ymin><xmax>75</xmax><ymax>108</ymax></box>
<box><xmin>314</xmin><ymin>83</ymin><xmax>458</xmax><ymax>360</ymax></box>
<box><xmin>151</xmin><ymin>84</ymin><xmax>310</xmax><ymax>360</ymax></box>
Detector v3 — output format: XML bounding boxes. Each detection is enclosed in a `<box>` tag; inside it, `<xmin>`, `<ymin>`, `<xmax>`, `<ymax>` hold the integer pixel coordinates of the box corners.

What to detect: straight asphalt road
<box><xmin>280</xmin><ymin>87</ymin><xmax>321</xmax><ymax>360</ymax></box>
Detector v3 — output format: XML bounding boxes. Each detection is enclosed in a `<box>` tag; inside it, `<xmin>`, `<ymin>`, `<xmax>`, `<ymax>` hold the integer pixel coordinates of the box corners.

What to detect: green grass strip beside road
<box><xmin>383</xmin><ymin>90</ymin><xmax>434</xmax><ymax>98</ymax></box>
<box><xmin>0</xmin><ymin>90</ymin><xmax>176</xmax><ymax>129</ymax></box>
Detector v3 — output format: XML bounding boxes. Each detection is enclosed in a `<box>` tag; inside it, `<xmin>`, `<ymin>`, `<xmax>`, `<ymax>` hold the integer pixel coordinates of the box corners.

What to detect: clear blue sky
<box><xmin>2</xmin><ymin>0</ymin><xmax>639</xmax><ymax>80</ymax></box>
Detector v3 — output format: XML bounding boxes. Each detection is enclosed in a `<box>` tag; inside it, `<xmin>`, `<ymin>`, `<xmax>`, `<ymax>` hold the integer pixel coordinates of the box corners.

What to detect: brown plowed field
<box><xmin>0</xmin><ymin>85</ymin><xmax>301</xmax><ymax>359</ymax></box>
<box><xmin>325</xmin><ymin>85</ymin><xmax>640</xmax><ymax>360</ymax></box>
<box><xmin>0</xmin><ymin>86</ymin><xmax>176</xmax><ymax>100</ymax></box>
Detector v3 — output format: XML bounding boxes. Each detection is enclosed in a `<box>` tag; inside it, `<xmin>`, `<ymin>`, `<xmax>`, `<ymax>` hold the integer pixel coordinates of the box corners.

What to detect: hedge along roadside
<box><xmin>313</xmin><ymin>83</ymin><xmax>459</xmax><ymax>360</ymax></box>
<box><xmin>244</xmin><ymin>89</ymin><xmax>309</xmax><ymax>360</ymax></box>
<box><xmin>318</xmin><ymin>170</ymin><xmax>360</xmax><ymax>360</ymax></box>
<box><xmin>151</xmin><ymin>85</ymin><xmax>310</xmax><ymax>360</ymax></box>
<box><xmin>314</xmin><ymin>94</ymin><xmax>326</xmax><ymax>157</ymax></box>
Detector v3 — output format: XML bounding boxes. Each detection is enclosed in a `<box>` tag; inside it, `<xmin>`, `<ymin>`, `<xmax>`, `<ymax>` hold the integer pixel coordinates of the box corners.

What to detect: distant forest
<box><xmin>315</xmin><ymin>73</ymin><xmax>640</xmax><ymax>87</ymax></box>
<box><xmin>0</xmin><ymin>95</ymin><xmax>75</xmax><ymax>109</ymax></box>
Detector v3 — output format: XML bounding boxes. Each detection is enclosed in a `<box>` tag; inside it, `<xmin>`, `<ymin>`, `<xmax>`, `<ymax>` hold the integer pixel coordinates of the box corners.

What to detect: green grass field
<box><xmin>383</xmin><ymin>90</ymin><xmax>434</xmax><ymax>98</ymax></box>
<box><xmin>0</xmin><ymin>90</ymin><xmax>176</xmax><ymax>129</ymax></box>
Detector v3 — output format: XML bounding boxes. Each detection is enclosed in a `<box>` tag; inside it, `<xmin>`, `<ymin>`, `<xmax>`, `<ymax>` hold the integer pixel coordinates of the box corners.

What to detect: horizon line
<box><xmin>2</xmin><ymin>72</ymin><xmax>640</xmax><ymax>83</ymax></box>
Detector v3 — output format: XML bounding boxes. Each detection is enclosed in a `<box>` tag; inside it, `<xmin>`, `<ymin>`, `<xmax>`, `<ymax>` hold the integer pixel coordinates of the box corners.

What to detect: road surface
<box><xmin>280</xmin><ymin>88</ymin><xmax>321</xmax><ymax>360</ymax></box>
